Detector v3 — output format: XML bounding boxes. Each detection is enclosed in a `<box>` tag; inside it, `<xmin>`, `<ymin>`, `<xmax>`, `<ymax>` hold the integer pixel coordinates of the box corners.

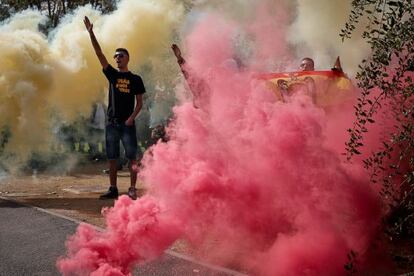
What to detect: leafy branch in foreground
<box><xmin>342</xmin><ymin>0</ymin><xmax>414</xmax><ymax>238</ymax></box>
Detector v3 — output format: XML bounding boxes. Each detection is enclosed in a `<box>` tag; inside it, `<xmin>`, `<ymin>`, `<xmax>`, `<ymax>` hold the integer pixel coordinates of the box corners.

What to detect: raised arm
<box><xmin>331</xmin><ymin>56</ymin><xmax>343</xmax><ymax>73</ymax></box>
<box><xmin>84</xmin><ymin>16</ymin><xmax>109</xmax><ymax>69</ymax></box>
<box><xmin>171</xmin><ymin>44</ymin><xmax>189</xmax><ymax>79</ymax></box>
<box><xmin>171</xmin><ymin>44</ymin><xmax>210</xmax><ymax>109</ymax></box>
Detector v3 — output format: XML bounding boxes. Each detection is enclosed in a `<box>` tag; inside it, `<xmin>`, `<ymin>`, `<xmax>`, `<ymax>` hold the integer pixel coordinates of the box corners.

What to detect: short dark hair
<box><xmin>301</xmin><ymin>57</ymin><xmax>314</xmax><ymax>66</ymax></box>
<box><xmin>115</xmin><ymin>48</ymin><xmax>129</xmax><ymax>57</ymax></box>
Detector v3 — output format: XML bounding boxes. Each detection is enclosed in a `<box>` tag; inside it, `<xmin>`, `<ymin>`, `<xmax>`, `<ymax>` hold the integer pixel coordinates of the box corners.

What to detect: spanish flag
<box><xmin>257</xmin><ymin>67</ymin><xmax>354</xmax><ymax>106</ymax></box>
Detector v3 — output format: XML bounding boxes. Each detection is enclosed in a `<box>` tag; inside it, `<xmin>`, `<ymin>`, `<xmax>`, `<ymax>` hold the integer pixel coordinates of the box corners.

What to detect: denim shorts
<box><xmin>105</xmin><ymin>122</ymin><xmax>138</xmax><ymax>160</ymax></box>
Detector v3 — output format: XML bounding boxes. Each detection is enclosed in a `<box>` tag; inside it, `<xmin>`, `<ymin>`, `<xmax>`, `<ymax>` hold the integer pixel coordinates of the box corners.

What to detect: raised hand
<box><xmin>331</xmin><ymin>56</ymin><xmax>343</xmax><ymax>72</ymax></box>
<box><xmin>83</xmin><ymin>15</ymin><xmax>108</xmax><ymax>69</ymax></box>
<box><xmin>84</xmin><ymin>16</ymin><xmax>93</xmax><ymax>33</ymax></box>
<box><xmin>171</xmin><ymin>44</ymin><xmax>185</xmax><ymax>65</ymax></box>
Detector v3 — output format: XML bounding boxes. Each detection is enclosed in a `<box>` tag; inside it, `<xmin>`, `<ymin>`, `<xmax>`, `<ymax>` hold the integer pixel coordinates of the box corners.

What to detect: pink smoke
<box><xmin>57</xmin><ymin>196</ymin><xmax>181</xmax><ymax>275</ymax></box>
<box><xmin>247</xmin><ymin>1</ymin><xmax>293</xmax><ymax>70</ymax></box>
<box><xmin>58</xmin><ymin>10</ymin><xmax>383</xmax><ymax>276</ymax></box>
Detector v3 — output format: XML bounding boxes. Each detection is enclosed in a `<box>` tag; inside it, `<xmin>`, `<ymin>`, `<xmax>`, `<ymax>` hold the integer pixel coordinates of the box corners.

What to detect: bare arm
<box><xmin>125</xmin><ymin>94</ymin><xmax>143</xmax><ymax>126</ymax></box>
<box><xmin>171</xmin><ymin>44</ymin><xmax>210</xmax><ymax>108</ymax></box>
<box><xmin>84</xmin><ymin>16</ymin><xmax>109</xmax><ymax>69</ymax></box>
<box><xmin>171</xmin><ymin>44</ymin><xmax>188</xmax><ymax>79</ymax></box>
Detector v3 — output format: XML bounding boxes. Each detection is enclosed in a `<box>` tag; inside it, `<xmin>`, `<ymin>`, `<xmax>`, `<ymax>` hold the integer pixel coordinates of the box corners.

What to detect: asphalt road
<box><xmin>0</xmin><ymin>198</ymin><xmax>246</xmax><ymax>276</ymax></box>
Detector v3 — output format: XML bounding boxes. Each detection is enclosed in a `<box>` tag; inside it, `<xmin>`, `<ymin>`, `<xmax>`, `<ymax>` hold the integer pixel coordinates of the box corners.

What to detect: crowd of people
<box><xmin>82</xmin><ymin>16</ymin><xmax>342</xmax><ymax>200</ymax></box>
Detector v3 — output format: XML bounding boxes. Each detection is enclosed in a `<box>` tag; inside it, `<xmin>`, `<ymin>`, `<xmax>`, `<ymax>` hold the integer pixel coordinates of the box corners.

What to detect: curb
<box><xmin>0</xmin><ymin>196</ymin><xmax>248</xmax><ymax>276</ymax></box>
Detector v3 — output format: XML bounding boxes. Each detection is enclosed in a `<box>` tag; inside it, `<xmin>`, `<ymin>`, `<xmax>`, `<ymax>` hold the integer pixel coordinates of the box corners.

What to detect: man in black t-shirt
<box><xmin>84</xmin><ymin>16</ymin><xmax>146</xmax><ymax>200</ymax></box>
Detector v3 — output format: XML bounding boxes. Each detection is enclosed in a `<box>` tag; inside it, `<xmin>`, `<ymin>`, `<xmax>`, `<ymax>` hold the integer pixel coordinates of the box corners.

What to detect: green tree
<box><xmin>0</xmin><ymin>0</ymin><xmax>116</xmax><ymax>26</ymax></box>
<box><xmin>342</xmin><ymin>0</ymin><xmax>414</xmax><ymax>240</ymax></box>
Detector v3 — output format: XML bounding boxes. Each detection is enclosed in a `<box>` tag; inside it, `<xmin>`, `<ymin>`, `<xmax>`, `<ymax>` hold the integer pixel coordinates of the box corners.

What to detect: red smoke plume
<box><xmin>58</xmin><ymin>11</ymin><xmax>382</xmax><ymax>276</ymax></box>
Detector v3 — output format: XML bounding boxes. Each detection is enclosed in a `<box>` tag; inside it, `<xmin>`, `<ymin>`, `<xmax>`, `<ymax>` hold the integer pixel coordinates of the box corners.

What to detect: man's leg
<box><xmin>129</xmin><ymin>159</ymin><xmax>137</xmax><ymax>188</ymax></box>
<box><xmin>103</xmin><ymin>143</ymin><xmax>124</xmax><ymax>174</ymax></box>
<box><xmin>121</xmin><ymin>124</ymin><xmax>138</xmax><ymax>200</ymax></box>
<box><xmin>118</xmin><ymin>143</ymin><xmax>127</xmax><ymax>170</ymax></box>
<box><xmin>109</xmin><ymin>159</ymin><xmax>118</xmax><ymax>187</ymax></box>
<box><xmin>126</xmin><ymin>159</ymin><xmax>137</xmax><ymax>200</ymax></box>
<box><xmin>100</xmin><ymin>123</ymin><xmax>120</xmax><ymax>199</ymax></box>
<box><xmin>100</xmin><ymin>160</ymin><xmax>119</xmax><ymax>199</ymax></box>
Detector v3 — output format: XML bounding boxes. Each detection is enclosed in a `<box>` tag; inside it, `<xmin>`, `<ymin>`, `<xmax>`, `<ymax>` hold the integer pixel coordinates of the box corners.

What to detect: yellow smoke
<box><xmin>0</xmin><ymin>0</ymin><xmax>184</xmax><ymax>163</ymax></box>
<box><xmin>50</xmin><ymin>0</ymin><xmax>184</xmax><ymax>119</ymax></box>
<box><xmin>288</xmin><ymin>0</ymin><xmax>370</xmax><ymax>74</ymax></box>
<box><xmin>0</xmin><ymin>11</ymin><xmax>53</xmax><ymax>157</ymax></box>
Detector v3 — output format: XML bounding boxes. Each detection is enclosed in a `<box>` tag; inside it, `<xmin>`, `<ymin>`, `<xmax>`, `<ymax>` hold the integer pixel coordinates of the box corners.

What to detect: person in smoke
<box><xmin>299</xmin><ymin>57</ymin><xmax>316</xmax><ymax>102</ymax></box>
<box><xmin>171</xmin><ymin>44</ymin><xmax>210</xmax><ymax>108</ymax></box>
<box><xmin>277</xmin><ymin>57</ymin><xmax>316</xmax><ymax>102</ymax></box>
<box><xmin>300</xmin><ymin>56</ymin><xmax>344</xmax><ymax>72</ymax></box>
<box><xmin>84</xmin><ymin>16</ymin><xmax>146</xmax><ymax>200</ymax></box>
<box><xmin>171</xmin><ymin>44</ymin><xmax>241</xmax><ymax>108</ymax></box>
<box><xmin>299</xmin><ymin>57</ymin><xmax>315</xmax><ymax>71</ymax></box>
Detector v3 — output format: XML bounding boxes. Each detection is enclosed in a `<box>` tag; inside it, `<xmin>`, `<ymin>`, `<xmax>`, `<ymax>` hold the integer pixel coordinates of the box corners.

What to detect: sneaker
<box><xmin>100</xmin><ymin>186</ymin><xmax>118</xmax><ymax>199</ymax></box>
<box><xmin>128</xmin><ymin>187</ymin><xmax>137</xmax><ymax>200</ymax></box>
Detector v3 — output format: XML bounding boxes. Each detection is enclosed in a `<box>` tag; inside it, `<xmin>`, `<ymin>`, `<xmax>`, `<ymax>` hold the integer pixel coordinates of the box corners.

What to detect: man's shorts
<box><xmin>105</xmin><ymin>122</ymin><xmax>138</xmax><ymax>160</ymax></box>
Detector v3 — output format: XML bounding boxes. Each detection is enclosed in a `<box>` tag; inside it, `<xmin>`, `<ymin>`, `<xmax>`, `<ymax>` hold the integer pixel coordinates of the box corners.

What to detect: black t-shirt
<box><xmin>103</xmin><ymin>65</ymin><xmax>146</xmax><ymax>121</ymax></box>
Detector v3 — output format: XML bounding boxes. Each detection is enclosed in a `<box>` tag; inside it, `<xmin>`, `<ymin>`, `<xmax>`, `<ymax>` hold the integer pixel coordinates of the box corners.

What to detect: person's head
<box><xmin>299</xmin><ymin>57</ymin><xmax>314</xmax><ymax>71</ymax></box>
<box><xmin>113</xmin><ymin>48</ymin><xmax>129</xmax><ymax>70</ymax></box>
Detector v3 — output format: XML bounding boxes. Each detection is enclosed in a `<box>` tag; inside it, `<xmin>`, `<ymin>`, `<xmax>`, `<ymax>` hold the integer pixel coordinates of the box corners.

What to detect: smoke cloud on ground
<box><xmin>58</xmin><ymin>1</ymin><xmax>383</xmax><ymax>275</ymax></box>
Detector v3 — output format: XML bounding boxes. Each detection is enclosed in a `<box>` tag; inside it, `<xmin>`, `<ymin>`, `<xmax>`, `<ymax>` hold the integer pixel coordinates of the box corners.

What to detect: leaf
<box><xmin>352</xmin><ymin>148</ymin><xmax>362</xmax><ymax>155</ymax></box>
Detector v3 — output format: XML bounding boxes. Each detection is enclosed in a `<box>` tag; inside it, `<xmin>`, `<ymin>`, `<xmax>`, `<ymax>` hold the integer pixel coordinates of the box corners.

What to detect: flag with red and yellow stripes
<box><xmin>257</xmin><ymin>70</ymin><xmax>354</xmax><ymax>106</ymax></box>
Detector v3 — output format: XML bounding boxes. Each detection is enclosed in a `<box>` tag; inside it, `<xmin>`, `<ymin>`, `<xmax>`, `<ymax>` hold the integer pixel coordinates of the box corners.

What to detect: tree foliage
<box><xmin>0</xmin><ymin>0</ymin><xmax>116</xmax><ymax>26</ymax></box>
<box><xmin>342</xmin><ymin>0</ymin><xmax>414</xmax><ymax>239</ymax></box>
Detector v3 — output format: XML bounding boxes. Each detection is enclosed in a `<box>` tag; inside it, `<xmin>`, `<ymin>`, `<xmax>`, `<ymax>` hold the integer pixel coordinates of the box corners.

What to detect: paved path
<box><xmin>0</xmin><ymin>198</ymin><xmax>246</xmax><ymax>276</ymax></box>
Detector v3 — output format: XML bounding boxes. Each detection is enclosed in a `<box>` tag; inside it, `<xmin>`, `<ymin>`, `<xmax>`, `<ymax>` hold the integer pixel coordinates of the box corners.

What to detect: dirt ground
<box><xmin>0</xmin><ymin>161</ymin><xmax>132</xmax><ymax>227</ymax></box>
<box><xmin>0</xmin><ymin>160</ymin><xmax>194</xmax><ymax>254</ymax></box>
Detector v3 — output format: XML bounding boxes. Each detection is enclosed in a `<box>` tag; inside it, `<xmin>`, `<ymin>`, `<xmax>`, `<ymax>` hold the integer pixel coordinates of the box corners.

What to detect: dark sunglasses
<box><xmin>113</xmin><ymin>53</ymin><xmax>126</xmax><ymax>59</ymax></box>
